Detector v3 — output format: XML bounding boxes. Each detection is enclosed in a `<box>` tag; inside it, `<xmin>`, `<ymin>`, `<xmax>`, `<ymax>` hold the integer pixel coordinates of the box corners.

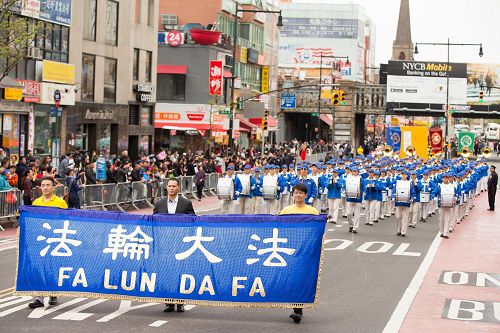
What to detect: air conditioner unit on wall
<box><xmin>27</xmin><ymin>46</ymin><xmax>42</xmax><ymax>60</ymax></box>
<box><xmin>162</xmin><ymin>14</ymin><xmax>178</xmax><ymax>25</ymax></box>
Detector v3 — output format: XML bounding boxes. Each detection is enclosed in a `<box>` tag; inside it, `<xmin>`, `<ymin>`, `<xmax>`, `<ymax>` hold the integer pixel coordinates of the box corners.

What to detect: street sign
<box><xmin>280</xmin><ymin>92</ymin><xmax>296</xmax><ymax>109</ymax></box>
<box><xmin>219</xmin><ymin>108</ymin><xmax>231</xmax><ymax>115</ymax></box>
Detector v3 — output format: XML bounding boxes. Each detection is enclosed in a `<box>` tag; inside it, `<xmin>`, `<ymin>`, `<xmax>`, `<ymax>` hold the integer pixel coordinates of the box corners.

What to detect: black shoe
<box><xmin>48</xmin><ymin>297</ymin><xmax>58</xmax><ymax>306</ymax></box>
<box><xmin>365</xmin><ymin>222</ymin><xmax>369</xmax><ymax>225</ymax></box>
<box><xmin>401</xmin><ymin>234</ymin><xmax>406</xmax><ymax>237</ymax></box>
<box><xmin>290</xmin><ymin>313</ymin><xmax>302</xmax><ymax>323</ymax></box>
<box><xmin>457</xmin><ymin>221</ymin><xmax>461</xmax><ymax>224</ymax></box>
<box><xmin>449</xmin><ymin>230</ymin><xmax>453</xmax><ymax>233</ymax></box>
<box><xmin>440</xmin><ymin>234</ymin><xmax>444</xmax><ymax>237</ymax></box>
<box><xmin>164</xmin><ymin>304</ymin><xmax>175</xmax><ymax>312</ymax></box>
<box><xmin>352</xmin><ymin>229</ymin><xmax>357</xmax><ymax>234</ymax></box>
<box><xmin>487</xmin><ymin>208</ymin><xmax>494</xmax><ymax>211</ymax></box>
<box><xmin>293</xmin><ymin>308</ymin><xmax>303</xmax><ymax>315</ymax></box>
<box><xmin>28</xmin><ymin>299</ymin><xmax>44</xmax><ymax>308</ymax></box>
<box><xmin>397</xmin><ymin>232</ymin><xmax>401</xmax><ymax>236</ymax></box>
<box><xmin>349</xmin><ymin>227</ymin><xmax>353</xmax><ymax>232</ymax></box>
<box><xmin>374</xmin><ymin>220</ymin><xmax>378</xmax><ymax>223</ymax></box>
<box><xmin>332</xmin><ymin>221</ymin><xmax>337</xmax><ymax>224</ymax></box>
<box><xmin>422</xmin><ymin>219</ymin><xmax>427</xmax><ymax>222</ymax></box>
<box><xmin>177</xmin><ymin>304</ymin><xmax>185</xmax><ymax>312</ymax></box>
<box><xmin>443</xmin><ymin>235</ymin><xmax>449</xmax><ymax>239</ymax></box>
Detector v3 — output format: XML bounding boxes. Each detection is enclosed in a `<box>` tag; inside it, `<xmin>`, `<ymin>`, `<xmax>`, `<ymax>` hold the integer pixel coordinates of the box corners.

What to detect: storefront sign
<box><xmin>155</xmin><ymin>103</ymin><xmax>229</xmax><ymax>129</ymax></box>
<box><xmin>18</xmin><ymin>80</ymin><xmax>40</xmax><ymax>103</ymax></box>
<box><xmin>240</xmin><ymin>47</ymin><xmax>248</xmax><ymax>64</ymax></box>
<box><xmin>134</xmin><ymin>83</ymin><xmax>155</xmax><ymax>103</ymax></box>
<box><xmin>247</xmin><ymin>49</ymin><xmax>259</xmax><ymax>64</ymax></box>
<box><xmin>40</xmin><ymin>82</ymin><xmax>75</xmax><ymax>105</ymax></box>
<box><xmin>209</xmin><ymin>60</ymin><xmax>223</xmax><ymax>96</ymax></box>
<box><xmin>85</xmin><ymin>109</ymin><xmax>115</xmax><ymax>120</ymax></box>
<box><xmin>42</xmin><ymin>60</ymin><xmax>75</xmax><ymax>84</ymax></box>
<box><xmin>167</xmin><ymin>30</ymin><xmax>184</xmax><ymax>47</ymax></box>
<box><xmin>261</xmin><ymin>66</ymin><xmax>269</xmax><ymax>93</ymax></box>
<box><xmin>4</xmin><ymin>88</ymin><xmax>23</xmax><ymax>101</ymax></box>
<box><xmin>14</xmin><ymin>0</ymin><xmax>72</xmax><ymax>26</ymax></box>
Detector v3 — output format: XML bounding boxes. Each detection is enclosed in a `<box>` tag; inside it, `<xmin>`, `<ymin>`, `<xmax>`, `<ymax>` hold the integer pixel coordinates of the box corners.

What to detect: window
<box><xmin>157</xmin><ymin>74</ymin><xmax>185</xmax><ymax>100</ymax></box>
<box><xmin>141</xmin><ymin>106</ymin><xmax>153</xmax><ymax>125</ymax></box>
<box><xmin>36</xmin><ymin>22</ymin><xmax>69</xmax><ymax>63</ymax></box>
<box><xmin>84</xmin><ymin>0</ymin><xmax>97</xmax><ymax>41</ymax></box>
<box><xmin>81</xmin><ymin>54</ymin><xmax>95</xmax><ymax>101</ymax></box>
<box><xmin>61</xmin><ymin>27</ymin><xmax>69</xmax><ymax>52</ymax></box>
<box><xmin>133</xmin><ymin>49</ymin><xmax>139</xmax><ymax>81</ymax></box>
<box><xmin>104</xmin><ymin>58</ymin><xmax>117</xmax><ymax>102</ymax></box>
<box><xmin>129</xmin><ymin>105</ymin><xmax>140</xmax><ymax>125</ymax></box>
<box><xmin>239</xmin><ymin>23</ymin><xmax>263</xmax><ymax>52</ymax></box>
<box><xmin>135</xmin><ymin>0</ymin><xmax>141</xmax><ymax>24</ymax></box>
<box><xmin>16</xmin><ymin>60</ymin><xmax>26</xmax><ymax>80</ymax></box>
<box><xmin>147</xmin><ymin>0</ymin><xmax>154</xmax><ymax>27</ymax></box>
<box><xmin>217</xmin><ymin>14</ymin><xmax>235</xmax><ymax>37</ymax></box>
<box><xmin>145</xmin><ymin>51</ymin><xmax>152</xmax><ymax>82</ymax></box>
<box><xmin>106</xmin><ymin>0</ymin><xmax>119</xmax><ymax>46</ymax></box>
<box><xmin>45</xmin><ymin>23</ymin><xmax>53</xmax><ymax>50</ymax></box>
<box><xmin>52</xmin><ymin>25</ymin><xmax>61</xmax><ymax>51</ymax></box>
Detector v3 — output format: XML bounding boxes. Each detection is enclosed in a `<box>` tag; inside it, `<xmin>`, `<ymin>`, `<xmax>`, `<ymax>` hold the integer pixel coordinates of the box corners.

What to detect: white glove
<box><xmin>308</xmin><ymin>197</ymin><xmax>314</xmax><ymax>204</ymax></box>
<box><xmin>251</xmin><ymin>186</ymin><xmax>255</xmax><ymax>190</ymax></box>
<box><xmin>235</xmin><ymin>191</ymin><xmax>240</xmax><ymax>196</ymax></box>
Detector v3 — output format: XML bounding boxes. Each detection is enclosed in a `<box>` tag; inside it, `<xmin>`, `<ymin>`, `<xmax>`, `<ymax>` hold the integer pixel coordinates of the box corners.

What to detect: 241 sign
<box><xmin>209</xmin><ymin>60</ymin><xmax>224</xmax><ymax>96</ymax></box>
<box><xmin>167</xmin><ymin>30</ymin><xmax>184</xmax><ymax>47</ymax></box>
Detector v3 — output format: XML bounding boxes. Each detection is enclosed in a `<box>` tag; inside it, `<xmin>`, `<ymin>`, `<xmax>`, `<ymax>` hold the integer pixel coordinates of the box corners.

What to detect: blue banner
<box><xmin>15</xmin><ymin>207</ymin><xmax>326</xmax><ymax>308</ymax></box>
<box><xmin>386</xmin><ymin>126</ymin><xmax>402</xmax><ymax>153</ymax></box>
<box><xmin>40</xmin><ymin>0</ymin><xmax>72</xmax><ymax>26</ymax></box>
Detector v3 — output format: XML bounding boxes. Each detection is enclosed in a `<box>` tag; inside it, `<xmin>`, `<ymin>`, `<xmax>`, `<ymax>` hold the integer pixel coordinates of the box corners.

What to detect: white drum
<box><xmin>420</xmin><ymin>192</ymin><xmax>430</xmax><ymax>203</ymax></box>
<box><xmin>395</xmin><ymin>180</ymin><xmax>411</xmax><ymax>203</ymax></box>
<box><xmin>237</xmin><ymin>174</ymin><xmax>251</xmax><ymax>195</ymax></box>
<box><xmin>345</xmin><ymin>175</ymin><xmax>361</xmax><ymax>199</ymax></box>
<box><xmin>262</xmin><ymin>176</ymin><xmax>277</xmax><ymax>200</ymax></box>
<box><xmin>217</xmin><ymin>177</ymin><xmax>234</xmax><ymax>200</ymax></box>
<box><xmin>382</xmin><ymin>190</ymin><xmax>388</xmax><ymax>202</ymax></box>
<box><xmin>440</xmin><ymin>184</ymin><xmax>455</xmax><ymax>207</ymax></box>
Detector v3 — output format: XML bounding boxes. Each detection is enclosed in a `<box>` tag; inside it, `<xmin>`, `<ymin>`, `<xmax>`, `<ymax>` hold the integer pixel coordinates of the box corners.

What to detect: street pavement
<box><xmin>0</xmin><ymin>163</ymin><xmax>498</xmax><ymax>332</ymax></box>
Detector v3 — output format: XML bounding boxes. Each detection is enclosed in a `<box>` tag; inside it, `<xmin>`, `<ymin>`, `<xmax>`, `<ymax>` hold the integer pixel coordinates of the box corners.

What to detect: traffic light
<box><xmin>479</xmin><ymin>91</ymin><xmax>484</xmax><ymax>103</ymax></box>
<box><xmin>339</xmin><ymin>90</ymin><xmax>346</xmax><ymax>105</ymax></box>
<box><xmin>261</xmin><ymin>110</ymin><xmax>268</xmax><ymax>131</ymax></box>
<box><xmin>331</xmin><ymin>90</ymin><xmax>340</xmax><ymax>105</ymax></box>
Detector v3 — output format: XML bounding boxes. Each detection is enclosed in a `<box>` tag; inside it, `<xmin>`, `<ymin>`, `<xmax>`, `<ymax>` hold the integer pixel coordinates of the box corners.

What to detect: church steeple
<box><xmin>392</xmin><ymin>0</ymin><xmax>414</xmax><ymax>60</ymax></box>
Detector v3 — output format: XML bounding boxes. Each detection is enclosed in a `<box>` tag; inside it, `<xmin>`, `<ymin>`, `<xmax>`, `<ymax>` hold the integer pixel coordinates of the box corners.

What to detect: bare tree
<box><xmin>0</xmin><ymin>0</ymin><xmax>40</xmax><ymax>82</ymax></box>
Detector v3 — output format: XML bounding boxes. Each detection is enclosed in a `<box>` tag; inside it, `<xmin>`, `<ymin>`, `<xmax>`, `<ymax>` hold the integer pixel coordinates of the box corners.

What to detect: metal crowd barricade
<box><xmin>116</xmin><ymin>182</ymin><xmax>132</xmax><ymax>211</ymax></box>
<box><xmin>102</xmin><ymin>183</ymin><xmax>118</xmax><ymax>210</ymax></box>
<box><xmin>82</xmin><ymin>184</ymin><xmax>104</xmax><ymax>210</ymax></box>
<box><xmin>0</xmin><ymin>189</ymin><xmax>21</xmax><ymax>231</ymax></box>
<box><xmin>146</xmin><ymin>179</ymin><xmax>160</xmax><ymax>203</ymax></box>
<box><xmin>130</xmin><ymin>181</ymin><xmax>153</xmax><ymax>209</ymax></box>
<box><xmin>208</xmin><ymin>173</ymin><xmax>219</xmax><ymax>195</ymax></box>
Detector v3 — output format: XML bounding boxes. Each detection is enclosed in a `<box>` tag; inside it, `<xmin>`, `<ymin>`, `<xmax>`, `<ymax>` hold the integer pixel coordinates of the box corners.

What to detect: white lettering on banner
<box><xmin>103</xmin><ymin>225</ymin><xmax>153</xmax><ymax>261</ymax></box>
<box><xmin>232</xmin><ymin>277</ymin><xmax>247</xmax><ymax>297</ymax></box>
<box><xmin>52</xmin><ymin>299</ymin><xmax>107</xmax><ymax>321</ymax></box>
<box><xmin>57</xmin><ymin>267</ymin><xmax>88</xmax><ymax>287</ymax></box>
<box><xmin>246</xmin><ymin>228</ymin><xmax>296</xmax><ymax>267</ymax></box>
<box><xmin>37</xmin><ymin>221</ymin><xmax>82</xmax><ymax>257</ymax></box>
<box><xmin>324</xmin><ymin>239</ymin><xmax>421</xmax><ymax>256</ymax></box>
<box><xmin>103</xmin><ymin>269</ymin><xmax>156</xmax><ymax>292</ymax></box>
<box><xmin>175</xmin><ymin>227</ymin><xmax>222</xmax><ymax>263</ymax></box>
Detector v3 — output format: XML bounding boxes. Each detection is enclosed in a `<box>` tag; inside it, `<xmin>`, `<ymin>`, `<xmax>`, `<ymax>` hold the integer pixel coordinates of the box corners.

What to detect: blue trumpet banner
<box><xmin>15</xmin><ymin>207</ymin><xmax>326</xmax><ymax>308</ymax></box>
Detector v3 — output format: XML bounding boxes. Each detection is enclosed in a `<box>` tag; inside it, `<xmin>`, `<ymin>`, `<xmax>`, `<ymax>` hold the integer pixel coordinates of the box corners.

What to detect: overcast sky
<box><xmin>289</xmin><ymin>0</ymin><xmax>500</xmax><ymax>65</ymax></box>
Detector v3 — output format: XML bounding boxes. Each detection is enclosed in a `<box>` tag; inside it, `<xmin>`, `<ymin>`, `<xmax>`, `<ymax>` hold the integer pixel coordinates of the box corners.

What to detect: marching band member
<box><xmin>418</xmin><ymin>170</ymin><xmax>433</xmax><ymax>222</ymax></box>
<box><xmin>373</xmin><ymin>170</ymin><xmax>384</xmax><ymax>221</ymax></box>
<box><xmin>363</xmin><ymin>169</ymin><xmax>380</xmax><ymax>226</ymax></box>
<box><xmin>220</xmin><ymin>165</ymin><xmax>242</xmax><ymax>214</ymax></box>
<box><xmin>309</xmin><ymin>163</ymin><xmax>322</xmax><ymax>211</ymax></box>
<box><xmin>326</xmin><ymin>168</ymin><xmax>344</xmax><ymax>224</ymax></box>
<box><xmin>278</xmin><ymin>165</ymin><xmax>289</xmax><ymax>212</ymax></box>
<box><xmin>251</xmin><ymin>167</ymin><xmax>264</xmax><ymax>214</ymax></box>
<box><xmin>237</xmin><ymin>164</ymin><xmax>255</xmax><ymax>214</ymax></box>
<box><xmin>319</xmin><ymin>164</ymin><xmax>329</xmax><ymax>213</ymax></box>
<box><xmin>433</xmin><ymin>172</ymin><xmax>456</xmax><ymax>239</ymax></box>
<box><xmin>292</xmin><ymin>164</ymin><xmax>318</xmax><ymax>206</ymax></box>
<box><xmin>384</xmin><ymin>168</ymin><xmax>395</xmax><ymax>217</ymax></box>
<box><xmin>409</xmin><ymin>171</ymin><xmax>420</xmax><ymax>229</ymax></box>
<box><xmin>340</xmin><ymin>164</ymin><xmax>350</xmax><ymax>218</ymax></box>
<box><xmin>344</xmin><ymin>166</ymin><xmax>365</xmax><ymax>233</ymax></box>
<box><xmin>379</xmin><ymin>169</ymin><xmax>390</xmax><ymax>219</ymax></box>
<box><xmin>394</xmin><ymin>171</ymin><xmax>416</xmax><ymax>237</ymax></box>
<box><xmin>287</xmin><ymin>164</ymin><xmax>296</xmax><ymax>206</ymax></box>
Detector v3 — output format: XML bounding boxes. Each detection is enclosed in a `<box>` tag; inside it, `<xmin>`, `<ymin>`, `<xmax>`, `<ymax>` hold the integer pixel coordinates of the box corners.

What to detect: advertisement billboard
<box><xmin>387</xmin><ymin>61</ymin><xmax>467</xmax><ymax>104</ymax></box>
<box><xmin>280</xmin><ymin>18</ymin><xmax>360</xmax><ymax>39</ymax></box>
<box><xmin>467</xmin><ymin>63</ymin><xmax>500</xmax><ymax>104</ymax></box>
<box><xmin>12</xmin><ymin>0</ymin><xmax>72</xmax><ymax>26</ymax></box>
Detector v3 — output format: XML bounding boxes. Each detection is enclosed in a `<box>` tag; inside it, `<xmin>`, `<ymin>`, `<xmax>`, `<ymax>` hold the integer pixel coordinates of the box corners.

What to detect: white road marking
<box><xmin>149</xmin><ymin>320</ymin><xmax>168</xmax><ymax>327</ymax></box>
<box><xmin>0</xmin><ymin>239</ymin><xmax>16</xmax><ymax>244</ymax></box>
<box><xmin>0</xmin><ymin>246</ymin><xmax>17</xmax><ymax>252</ymax></box>
<box><xmin>382</xmin><ymin>232</ymin><xmax>442</xmax><ymax>333</ymax></box>
<box><xmin>96</xmin><ymin>300</ymin><xmax>158</xmax><ymax>323</ymax></box>
<box><xmin>327</xmin><ymin>228</ymin><xmax>336</xmax><ymax>231</ymax></box>
<box><xmin>53</xmin><ymin>299</ymin><xmax>107</xmax><ymax>321</ymax></box>
<box><xmin>336</xmin><ymin>225</ymin><xmax>343</xmax><ymax>228</ymax></box>
<box><xmin>184</xmin><ymin>305</ymin><xmax>196</xmax><ymax>311</ymax></box>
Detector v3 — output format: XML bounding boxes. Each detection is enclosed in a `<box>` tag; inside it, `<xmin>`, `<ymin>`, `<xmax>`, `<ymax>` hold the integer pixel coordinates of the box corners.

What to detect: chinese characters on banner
<box><xmin>429</xmin><ymin>128</ymin><xmax>443</xmax><ymax>155</ymax></box>
<box><xmin>261</xmin><ymin>66</ymin><xmax>269</xmax><ymax>93</ymax></box>
<box><xmin>209</xmin><ymin>60</ymin><xmax>224</xmax><ymax>96</ymax></box>
<box><xmin>16</xmin><ymin>206</ymin><xmax>326</xmax><ymax>308</ymax></box>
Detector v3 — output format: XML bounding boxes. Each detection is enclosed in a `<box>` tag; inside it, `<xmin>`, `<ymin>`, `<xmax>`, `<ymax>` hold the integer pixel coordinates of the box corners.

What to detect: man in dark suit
<box><xmin>487</xmin><ymin>165</ymin><xmax>498</xmax><ymax>211</ymax></box>
<box><xmin>153</xmin><ymin>178</ymin><xmax>195</xmax><ymax>313</ymax></box>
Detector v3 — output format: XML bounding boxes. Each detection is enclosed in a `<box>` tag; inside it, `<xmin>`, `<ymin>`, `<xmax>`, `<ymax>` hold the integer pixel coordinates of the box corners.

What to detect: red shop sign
<box><xmin>208</xmin><ymin>60</ymin><xmax>223</xmax><ymax>96</ymax></box>
<box><xmin>18</xmin><ymin>80</ymin><xmax>40</xmax><ymax>103</ymax></box>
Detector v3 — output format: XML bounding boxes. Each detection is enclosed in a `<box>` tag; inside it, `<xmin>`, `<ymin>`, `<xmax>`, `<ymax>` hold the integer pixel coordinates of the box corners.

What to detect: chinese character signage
<box><xmin>15</xmin><ymin>206</ymin><xmax>326</xmax><ymax>307</ymax></box>
<box><xmin>209</xmin><ymin>60</ymin><xmax>223</xmax><ymax>96</ymax></box>
<box><xmin>261</xmin><ymin>66</ymin><xmax>269</xmax><ymax>93</ymax></box>
<box><xmin>13</xmin><ymin>0</ymin><xmax>72</xmax><ymax>26</ymax></box>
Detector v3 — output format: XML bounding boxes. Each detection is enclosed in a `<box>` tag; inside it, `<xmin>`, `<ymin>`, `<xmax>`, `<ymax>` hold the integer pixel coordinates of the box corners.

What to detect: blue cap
<box><xmin>289</xmin><ymin>164</ymin><xmax>295</xmax><ymax>168</ymax></box>
<box><xmin>254</xmin><ymin>167</ymin><xmax>261</xmax><ymax>172</ymax></box>
<box><xmin>227</xmin><ymin>165</ymin><xmax>235</xmax><ymax>170</ymax></box>
<box><xmin>264</xmin><ymin>165</ymin><xmax>270</xmax><ymax>170</ymax></box>
<box><xmin>282</xmin><ymin>164</ymin><xmax>288</xmax><ymax>169</ymax></box>
<box><xmin>332</xmin><ymin>168</ymin><xmax>339</xmax><ymax>173</ymax></box>
<box><xmin>296</xmin><ymin>165</ymin><xmax>304</xmax><ymax>170</ymax></box>
<box><xmin>351</xmin><ymin>167</ymin><xmax>359</xmax><ymax>172</ymax></box>
<box><xmin>244</xmin><ymin>164</ymin><xmax>251</xmax><ymax>169</ymax></box>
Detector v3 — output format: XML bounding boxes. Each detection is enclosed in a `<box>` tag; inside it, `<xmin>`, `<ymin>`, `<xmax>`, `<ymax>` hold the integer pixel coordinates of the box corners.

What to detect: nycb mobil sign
<box><xmin>387</xmin><ymin>60</ymin><xmax>467</xmax><ymax>105</ymax></box>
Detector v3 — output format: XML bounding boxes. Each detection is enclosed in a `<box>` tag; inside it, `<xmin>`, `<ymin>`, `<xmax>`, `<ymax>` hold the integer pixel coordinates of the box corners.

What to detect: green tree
<box><xmin>0</xmin><ymin>0</ymin><xmax>40</xmax><ymax>81</ymax></box>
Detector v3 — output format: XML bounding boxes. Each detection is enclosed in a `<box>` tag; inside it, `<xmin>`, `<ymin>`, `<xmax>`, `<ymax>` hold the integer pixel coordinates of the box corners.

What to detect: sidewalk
<box><xmin>398</xmin><ymin>191</ymin><xmax>500</xmax><ymax>332</ymax></box>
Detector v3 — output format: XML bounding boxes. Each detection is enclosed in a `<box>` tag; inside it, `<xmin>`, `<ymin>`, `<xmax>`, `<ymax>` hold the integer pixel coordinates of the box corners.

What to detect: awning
<box><xmin>236</xmin><ymin>116</ymin><xmax>259</xmax><ymax>131</ymax></box>
<box><xmin>157</xmin><ymin>64</ymin><xmax>188</xmax><ymax>74</ymax></box>
<box><xmin>224</xmin><ymin>69</ymin><xmax>233</xmax><ymax>78</ymax></box>
<box><xmin>320</xmin><ymin>114</ymin><xmax>333</xmax><ymax>126</ymax></box>
<box><xmin>161</xmin><ymin>125</ymin><xmax>197</xmax><ymax>131</ymax></box>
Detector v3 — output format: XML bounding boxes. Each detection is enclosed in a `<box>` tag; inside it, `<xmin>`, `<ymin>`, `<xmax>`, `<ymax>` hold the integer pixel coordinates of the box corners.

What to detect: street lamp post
<box><xmin>414</xmin><ymin>39</ymin><xmax>483</xmax><ymax>159</ymax></box>
<box><xmin>229</xmin><ymin>5</ymin><xmax>283</xmax><ymax>154</ymax></box>
<box><xmin>316</xmin><ymin>53</ymin><xmax>349</xmax><ymax>142</ymax></box>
